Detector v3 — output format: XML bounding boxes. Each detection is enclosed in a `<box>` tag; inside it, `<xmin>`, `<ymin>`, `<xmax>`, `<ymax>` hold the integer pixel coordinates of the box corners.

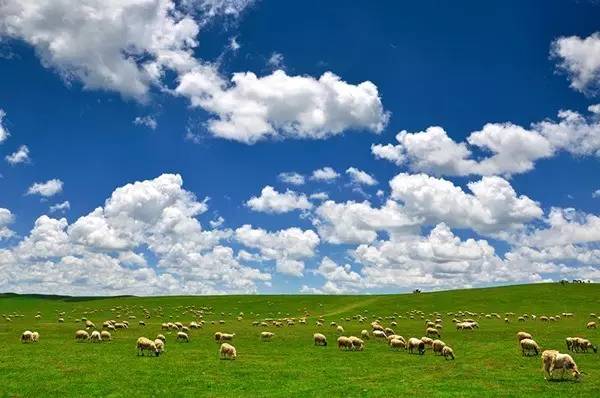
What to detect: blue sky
<box><xmin>0</xmin><ymin>0</ymin><xmax>599</xmax><ymax>295</ymax></box>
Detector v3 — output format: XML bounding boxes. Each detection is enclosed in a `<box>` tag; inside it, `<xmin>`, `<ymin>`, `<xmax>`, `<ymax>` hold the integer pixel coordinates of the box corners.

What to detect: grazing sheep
<box><xmin>384</xmin><ymin>327</ymin><xmax>395</xmax><ymax>336</ymax></box>
<box><xmin>220</xmin><ymin>333</ymin><xmax>235</xmax><ymax>342</ymax></box>
<box><xmin>21</xmin><ymin>331</ymin><xmax>33</xmax><ymax>343</ymax></box>
<box><xmin>58</xmin><ymin>318</ymin><xmax>64</xmax><ymax>323</ymax></box>
<box><xmin>75</xmin><ymin>330</ymin><xmax>90</xmax><ymax>341</ymax></box>
<box><xmin>361</xmin><ymin>330</ymin><xmax>369</xmax><ymax>339</ymax></box>
<box><xmin>161</xmin><ymin>323</ymin><xmax>169</xmax><ymax>330</ymax></box>
<box><xmin>337</xmin><ymin>336</ymin><xmax>353</xmax><ymax>350</ymax></box>
<box><xmin>426</xmin><ymin>327</ymin><xmax>440</xmax><ymax>338</ymax></box>
<box><xmin>314</xmin><ymin>333</ymin><xmax>327</xmax><ymax>346</ymax></box>
<box><xmin>520</xmin><ymin>338</ymin><xmax>540</xmax><ymax>356</ymax></box>
<box><xmin>587</xmin><ymin>321</ymin><xmax>597</xmax><ymax>329</ymax></box>
<box><xmin>574</xmin><ymin>338</ymin><xmax>597</xmax><ymax>353</ymax></box>
<box><xmin>176</xmin><ymin>332</ymin><xmax>189</xmax><ymax>342</ymax></box>
<box><xmin>517</xmin><ymin>332</ymin><xmax>532</xmax><ymax>342</ymax></box>
<box><xmin>139</xmin><ymin>321</ymin><xmax>146</xmax><ymax>326</ymax></box>
<box><xmin>154</xmin><ymin>339</ymin><xmax>165</xmax><ymax>354</ymax></box>
<box><xmin>372</xmin><ymin>330</ymin><xmax>387</xmax><ymax>339</ymax></box>
<box><xmin>336</xmin><ymin>325</ymin><xmax>345</xmax><ymax>334</ymax></box>
<box><xmin>407</xmin><ymin>338</ymin><xmax>425</xmax><ymax>355</ymax></box>
<box><xmin>156</xmin><ymin>334</ymin><xmax>166</xmax><ymax>342</ymax></box>
<box><xmin>85</xmin><ymin>320</ymin><xmax>96</xmax><ymax>329</ymax></box>
<box><xmin>220</xmin><ymin>343</ymin><xmax>237</xmax><ymax>360</ymax></box>
<box><xmin>90</xmin><ymin>330</ymin><xmax>102</xmax><ymax>342</ymax></box>
<box><xmin>389</xmin><ymin>338</ymin><xmax>406</xmax><ymax>350</ymax></box>
<box><xmin>541</xmin><ymin>350</ymin><xmax>580</xmax><ymax>380</ymax></box>
<box><xmin>432</xmin><ymin>339</ymin><xmax>446</xmax><ymax>355</ymax></box>
<box><xmin>31</xmin><ymin>332</ymin><xmax>39</xmax><ymax>342</ymax></box>
<box><xmin>349</xmin><ymin>336</ymin><xmax>364</xmax><ymax>351</ymax></box>
<box><xmin>214</xmin><ymin>332</ymin><xmax>222</xmax><ymax>343</ymax></box>
<box><xmin>101</xmin><ymin>331</ymin><xmax>111</xmax><ymax>341</ymax></box>
<box><xmin>136</xmin><ymin>337</ymin><xmax>160</xmax><ymax>356</ymax></box>
<box><xmin>261</xmin><ymin>332</ymin><xmax>275</xmax><ymax>341</ymax></box>
<box><xmin>421</xmin><ymin>336</ymin><xmax>434</xmax><ymax>347</ymax></box>
<box><xmin>566</xmin><ymin>337</ymin><xmax>577</xmax><ymax>352</ymax></box>
<box><xmin>442</xmin><ymin>346</ymin><xmax>455</xmax><ymax>360</ymax></box>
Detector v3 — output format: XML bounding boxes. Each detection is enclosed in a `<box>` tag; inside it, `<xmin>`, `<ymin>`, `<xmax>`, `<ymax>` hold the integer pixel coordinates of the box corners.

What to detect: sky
<box><xmin>0</xmin><ymin>0</ymin><xmax>599</xmax><ymax>296</ymax></box>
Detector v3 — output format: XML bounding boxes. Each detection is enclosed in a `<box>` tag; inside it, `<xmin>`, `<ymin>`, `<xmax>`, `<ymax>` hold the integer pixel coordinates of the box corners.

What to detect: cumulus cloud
<box><xmin>372</xmin><ymin>107</ymin><xmax>600</xmax><ymax>177</ymax></box>
<box><xmin>0</xmin><ymin>109</ymin><xmax>8</xmax><ymax>143</ymax></box>
<box><xmin>26</xmin><ymin>179</ymin><xmax>63</xmax><ymax>197</ymax></box>
<box><xmin>5</xmin><ymin>145</ymin><xmax>30</xmax><ymax>165</ymax></box>
<box><xmin>235</xmin><ymin>224</ymin><xmax>320</xmax><ymax>276</ymax></box>
<box><xmin>49</xmin><ymin>201</ymin><xmax>70</xmax><ymax>214</ymax></box>
<box><xmin>552</xmin><ymin>32</ymin><xmax>600</xmax><ymax>95</ymax></box>
<box><xmin>246</xmin><ymin>186</ymin><xmax>312</xmax><ymax>214</ymax></box>
<box><xmin>389</xmin><ymin>173</ymin><xmax>542</xmax><ymax>235</ymax></box>
<box><xmin>177</xmin><ymin>70</ymin><xmax>389</xmax><ymax>143</ymax></box>
<box><xmin>311</xmin><ymin>166</ymin><xmax>339</xmax><ymax>181</ymax></box>
<box><xmin>523</xmin><ymin>208</ymin><xmax>600</xmax><ymax>248</ymax></box>
<box><xmin>346</xmin><ymin>167</ymin><xmax>377</xmax><ymax>186</ymax></box>
<box><xmin>0</xmin><ymin>174</ymin><xmax>270</xmax><ymax>295</ymax></box>
<box><xmin>134</xmin><ymin>115</ymin><xmax>158</xmax><ymax>130</ymax></box>
<box><xmin>278</xmin><ymin>171</ymin><xmax>305</xmax><ymax>185</ymax></box>
<box><xmin>0</xmin><ymin>208</ymin><xmax>15</xmax><ymax>240</ymax></box>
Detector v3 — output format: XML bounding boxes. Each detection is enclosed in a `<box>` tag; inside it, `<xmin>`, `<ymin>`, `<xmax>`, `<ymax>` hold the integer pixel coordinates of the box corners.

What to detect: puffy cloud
<box><xmin>314</xmin><ymin>199</ymin><xmax>420</xmax><ymax>244</ymax></box>
<box><xmin>183</xmin><ymin>0</ymin><xmax>256</xmax><ymax>25</ymax></box>
<box><xmin>133</xmin><ymin>115</ymin><xmax>158</xmax><ymax>130</ymax></box>
<box><xmin>0</xmin><ymin>174</ymin><xmax>270</xmax><ymax>295</ymax></box>
<box><xmin>5</xmin><ymin>144</ymin><xmax>30</xmax><ymax>165</ymax></box>
<box><xmin>0</xmin><ymin>208</ymin><xmax>15</xmax><ymax>240</ymax></box>
<box><xmin>49</xmin><ymin>201</ymin><xmax>70</xmax><ymax>214</ymax></box>
<box><xmin>390</xmin><ymin>173</ymin><xmax>542</xmax><ymax>235</ymax></box>
<box><xmin>176</xmin><ymin>70</ymin><xmax>388</xmax><ymax>143</ymax></box>
<box><xmin>346</xmin><ymin>167</ymin><xmax>377</xmax><ymax>186</ymax></box>
<box><xmin>246</xmin><ymin>186</ymin><xmax>312</xmax><ymax>214</ymax></box>
<box><xmin>0</xmin><ymin>109</ymin><xmax>8</xmax><ymax>143</ymax></box>
<box><xmin>551</xmin><ymin>32</ymin><xmax>600</xmax><ymax>95</ymax></box>
<box><xmin>278</xmin><ymin>171</ymin><xmax>305</xmax><ymax>186</ymax></box>
<box><xmin>522</xmin><ymin>208</ymin><xmax>600</xmax><ymax>248</ymax></box>
<box><xmin>310</xmin><ymin>166</ymin><xmax>339</xmax><ymax>181</ymax></box>
<box><xmin>0</xmin><ymin>0</ymin><xmax>201</xmax><ymax>100</ymax></box>
<box><xmin>26</xmin><ymin>179</ymin><xmax>63</xmax><ymax>197</ymax></box>
<box><xmin>209</xmin><ymin>215</ymin><xmax>225</xmax><ymax>228</ymax></box>
<box><xmin>593</xmin><ymin>189</ymin><xmax>600</xmax><ymax>199</ymax></box>
<box><xmin>235</xmin><ymin>224</ymin><xmax>319</xmax><ymax>276</ymax></box>
<box><xmin>372</xmin><ymin>107</ymin><xmax>600</xmax><ymax>176</ymax></box>
<box><xmin>309</xmin><ymin>192</ymin><xmax>329</xmax><ymax>201</ymax></box>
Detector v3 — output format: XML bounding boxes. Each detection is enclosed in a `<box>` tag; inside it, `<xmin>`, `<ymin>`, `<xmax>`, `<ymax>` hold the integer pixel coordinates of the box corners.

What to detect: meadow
<box><xmin>0</xmin><ymin>283</ymin><xmax>598</xmax><ymax>397</ymax></box>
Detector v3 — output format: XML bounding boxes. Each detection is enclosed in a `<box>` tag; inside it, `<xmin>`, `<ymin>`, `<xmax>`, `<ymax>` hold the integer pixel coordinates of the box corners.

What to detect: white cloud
<box><xmin>278</xmin><ymin>171</ymin><xmax>305</xmax><ymax>185</ymax></box>
<box><xmin>0</xmin><ymin>174</ymin><xmax>270</xmax><ymax>295</ymax></box>
<box><xmin>0</xmin><ymin>109</ymin><xmax>8</xmax><ymax>143</ymax></box>
<box><xmin>246</xmin><ymin>186</ymin><xmax>312</xmax><ymax>214</ymax></box>
<box><xmin>523</xmin><ymin>208</ymin><xmax>600</xmax><ymax>248</ymax></box>
<box><xmin>183</xmin><ymin>0</ymin><xmax>255</xmax><ymax>25</ymax></box>
<box><xmin>134</xmin><ymin>115</ymin><xmax>158</xmax><ymax>130</ymax></box>
<box><xmin>26</xmin><ymin>179</ymin><xmax>63</xmax><ymax>197</ymax></box>
<box><xmin>346</xmin><ymin>167</ymin><xmax>377</xmax><ymax>186</ymax></box>
<box><xmin>314</xmin><ymin>199</ymin><xmax>420</xmax><ymax>244</ymax></box>
<box><xmin>551</xmin><ymin>32</ymin><xmax>600</xmax><ymax>95</ymax></box>
<box><xmin>49</xmin><ymin>201</ymin><xmax>70</xmax><ymax>214</ymax></box>
<box><xmin>176</xmin><ymin>70</ymin><xmax>389</xmax><ymax>143</ymax></box>
<box><xmin>0</xmin><ymin>0</ymin><xmax>202</xmax><ymax>100</ymax></box>
<box><xmin>372</xmin><ymin>107</ymin><xmax>600</xmax><ymax>176</ymax></box>
<box><xmin>389</xmin><ymin>173</ymin><xmax>542</xmax><ymax>235</ymax></box>
<box><xmin>209</xmin><ymin>215</ymin><xmax>225</xmax><ymax>228</ymax></box>
<box><xmin>5</xmin><ymin>145</ymin><xmax>30</xmax><ymax>165</ymax></box>
<box><xmin>228</xmin><ymin>36</ymin><xmax>240</xmax><ymax>51</ymax></box>
<box><xmin>593</xmin><ymin>189</ymin><xmax>600</xmax><ymax>198</ymax></box>
<box><xmin>309</xmin><ymin>192</ymin><xmax>329</xmax><ymax>201</ymax></box>
<box><xmin>311</xmin><ymin>166</ymin><xmax>339</xmax><ymax>181</ymax></box>
<box><xmin>0</xmin><ymin>208</ymin><xmax>15</xmax><ymax>240</ymax></box>
<box><xmin>267</xmin><ymin>52</ymin><xmax>284</xmax><ymax>69</ymax></box>
<box><xmin>235</xmin><ymin>224</ymin><xmax>320</xmax><ymax>276</ymax></box>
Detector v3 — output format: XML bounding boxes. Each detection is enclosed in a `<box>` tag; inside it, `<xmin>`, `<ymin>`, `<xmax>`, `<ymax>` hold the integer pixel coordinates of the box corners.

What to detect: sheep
<box><xmin>21</xmin><ymin>331</ymin><xmax>33</xmax><ymax>343</ymax></box>
<box><xmin>517</xmin><ymin>332</ymin><xmax>532</xmax><ymax>342</ymax></box>
<box><xmin>442</xmin><ymin>346</ymin><xmax>455</xmax><ymax>360</ymax></box>
<box><xmin>420</xmin><ymin>336</ymin><xmax>434</xmax><ymax>347</ymax></box>
<box><xmin>426</xmin><ymin>327</ymin><xmax>440</xmax><ymax>338</ymax></box>
<box><xmin>101</xmin><ymin>331</ymin><xmax>111</xmax><ymax>341</ymax></box>
<box><xmin>349</xmin><ymin>336</ymin><xmax>364</xmax><ymax>351</ymax></box>
<box><xmin>154</xmin><ymin>339</ymin><xmax>165</xmax><ymax>354</ymax></box>
<box><xmin>220</xmin><ymin>343</ymin><xmax>236</xmax><ymax>360</ymax></box>
<box><xmin>31</xmin><ymin>332</ymin><xmax>39</xmax><ymax>342</ymax></box>
<box><xmin>314</xmin><ymin>333</ymin><xmax>327</xmax><ymax>346</ymax></box>
<box><xmin>220</xmin><ymin>333</ymin><xmax>235</xmax><ymax>342</ymax></box>
<box><xmin>384</xmin><ymin>327</ymin><xmax>395</xmax><ymax>336</ymax></box>
<box><xmin>176</xmin><ymin>332</ymin><xmax>189</xmax><ymax>342</ymax></box>
<box><xmin>407</xmin><ymin>338</ymin><xmax>425</xmax><ymax>355</ymax></box>
<box><xmin>161</xmin><ymin>323</ymin><xmax>169</xmax><ymax>330</ymax></box>
<box><xmin>136</xmin><ymin>337</ymin><xmax>160</xmax><ymax>356</ymax></box>
<box><xmin>372</xmin><ymin>330</ymin><xmax>387</xmax><ymax>339</ymax></box>
<box><xmin>214</xmin><ymin>332</ymin><xmax>222</xmax><ymax>343</ymax></box>
<box><xmin>432</xmin><ymin>339</ymin><xmax>446</xmax><ymax>355</ymax></box>
<box><xmin>520</xmin><ymin>338</ymin><xmax>540</xmax><ymax>356</ymax></box>
<box><xmin>261</xmin><ymin>332</ymin><xmax>275</xmax><ymax>341</ymax></box>
<box><xmin>75</xmin><ymin>330</ymin><xmax>90</xmax><ymax>341</ymax></box>
<box><xmin>90</xmin><ymin>330</ymin><xmax>102</xmax><ymax>342</ymax></box>
<box><xmin>139</xmin><ymin>321</ymin><xmax>146</xmax><ymax>327</ymax></box>
<box><xmin>587</xmin><ymin>321</ymin><xmax>597</xmax><ymax>329</ymax></box>
<box><xmin>574</xmin><ymin>338</ymin><xmax>597</xmax><ymax>353</ymax></box>
<box><xmin>566</xmin><ymin>337</ymin><xmax>577</xmax><ymax>352</ymax></box>
<box><xmin>389</xmin><ymin>338</ymin><xmax>406</xmax><ymax>350</ymax></box>
<box><xmin>337</xmin><ymin>336</ymin><xmax>353</xmax><ymax>350</ymax></box>
<box><xmin>58</xmin><ymin>318</ymin><xmax>64</xmax><ymax>323</ymax></box>
<box><xmin>336</xmin><ymin>325</ymin><xmax>345</xmax><ymax>334</ymax></box>
<box><xmin>156</xmin><ymin>334</ymin><xmax>166</xmax><ymax>342</ymax></box>
<box><xmin>541</xmin><ymin>350</ymin><xmax>580</xmax><ymax>380</ymax></box>
<box><xmin>361</xmin><ymin>330</ymin><xmax>369</xmax><ymax>339</ymax></box>
<box><xmin>85</xmin><ymin>320</ymin><xmax>96</xmax><ymax>329</ymax></box>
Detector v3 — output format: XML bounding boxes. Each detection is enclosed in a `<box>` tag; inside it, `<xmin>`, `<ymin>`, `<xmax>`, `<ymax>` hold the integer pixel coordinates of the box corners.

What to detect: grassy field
<box><xmin>0</xmin><ymin>283</ymin><xmax>598</xmax><ymax>397</ymax></box>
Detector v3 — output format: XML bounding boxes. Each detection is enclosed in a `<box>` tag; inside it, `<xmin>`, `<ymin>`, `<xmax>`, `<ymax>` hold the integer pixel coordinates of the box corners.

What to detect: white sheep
<box><xmin>407</xmin><ymin>338</ymin><xmax>425</xmax><ymax>355</ymax></box>
<box><xmin>587</xmin><ymin>321</ymin><xmax>597</xmax><ymax>329</ymax></box>
<box><xmin>156</xmin><ymin>334</ymin><xmax>166</xmax><ymax>342</ymax></box>
<box><xmin>314</xmin><ymin>333</ymin><xmax>327</xmax><ymax>346</ymax></box>
<box><xmin>176</xmin><ymin>332</ymin><xmax>189</xmax><ymax>342</ymax></box>
<box><xmin>372</xmin><ymin>330</ymin><xmax>387</xmax><ymax>339</ymax></box>
<box><xmin>432</xmin><ymin>339</ymin><xmax>446</xmax><ymax>355</ymax></box>
<box><xmin>219</xmin><ymin>333</ymin><xmax>235</xmax><ymax>342</ymax></box>
<box><xmin>336</xmin><ymin>325</ymin><xmax>345</xmax><ymax>334</ymax></box>
<box><xmin>389</xmin><ymin>338</ymin><xmax>405</xmax><ymax>350</ymax></box>
<box><xmin>101</xmin><ymin>331</ymin><xmax>111</xmax><ymax>341</ymax></box>
<box><xmin>75</xmin><ymin>330</ymin><xmax>90</xmax><ymax>341</ymax></box>
<box><xmin>154</xmin><ymin>339</ymin><xmax>165</xmax><ymax>354</ymax></box>
<box><xmin>426</xmin><ymin>327</ymin><xmax>440</xmax><ymax>338</ymax></box>
<box><xmin>361</xmin><ymin>330</ymin><xmax>369</xmax><ymax>339</ymax></box>
<box><xmin>349</xmin><ymin>336</ymin><xmax>364</xmax><ymax>351</ymax></box>
<box><xmin>136</xmin><ymin>337</ymin><xmax>160</xmax><ymax>356</ymax></box>
<box><xmin>520</xmin><ymin>338</ymin><xmax>540</xmax><ymax>356</ymax></box>
<box><xmin>261</xmin><ymin>331</ymin><xmax>275</xmax><ymax>341</ymax></box>
<box><xmin>220</xmin><ymin>343</ymin><xmax>236</xmax><ymax>360</ymax></box>
<box><xmin>90</xmin><ymin>330</ymin><xmax>102</xmax><ymax>342</ymax></box>
<box><xmin>337</xmin><ymin>336</ymin><xmax>353</xmax><ymax>350</ymax></box>
<box><xmin>517</xmin><ymin>331</ymin><xmax>532</xmax><ymax>341</ymax></box>
<box><xmin>541</xmin><ymin>350</ymin><xmax>580</xmax><ymax>380</ymax></box>
<box><xmin>442</xmin><ymin>346</ymin><xmax>455</xmax><ymax>360</ymax></box>
<box><xmin>31</xmin><ymin>331</ymin><xmax>39</xmax><ymax>342</ymax></box>
<box><xmin>21</xmin><ymin>331</ymin><xmax>33</xmax><ymax>343</ymax></box>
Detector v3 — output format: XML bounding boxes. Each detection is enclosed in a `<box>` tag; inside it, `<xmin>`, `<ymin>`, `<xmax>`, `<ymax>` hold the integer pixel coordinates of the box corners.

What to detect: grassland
<box><xmin>0</xmin><ymin>283</ymin><xmax>598</xmax><ymax>397</ymax></box>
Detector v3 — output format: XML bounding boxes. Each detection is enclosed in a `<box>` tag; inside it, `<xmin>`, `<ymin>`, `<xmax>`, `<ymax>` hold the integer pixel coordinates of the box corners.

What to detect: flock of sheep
<box><xmin>13</xmin><ymin>306</ymin><xmax>600</xmax><ymax>382</ymax></box>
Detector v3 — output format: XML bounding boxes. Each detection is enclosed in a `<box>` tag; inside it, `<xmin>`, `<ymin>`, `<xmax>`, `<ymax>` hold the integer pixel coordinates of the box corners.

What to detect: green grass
<box><xmin>0</xmin><ymin>283</ymin><xmax>598</xmax><ymax>397</ymax></box>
